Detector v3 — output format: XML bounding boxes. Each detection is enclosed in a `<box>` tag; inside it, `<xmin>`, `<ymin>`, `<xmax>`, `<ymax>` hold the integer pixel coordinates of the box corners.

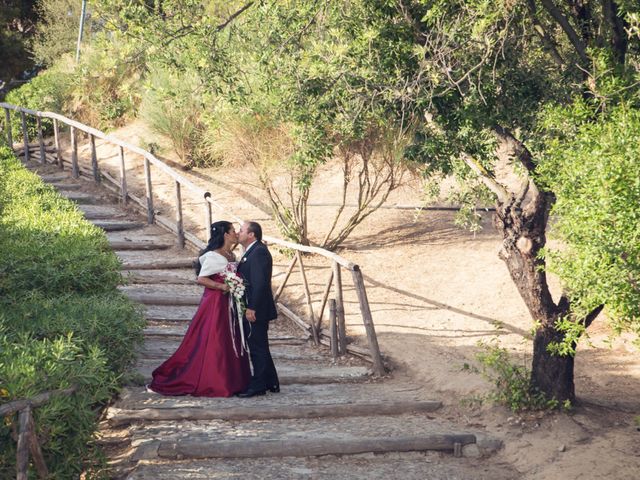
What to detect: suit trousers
<box><xmin>244</xmin><ymin>319</ymin><xmax>279</xmax><ymax>391</ymax></box>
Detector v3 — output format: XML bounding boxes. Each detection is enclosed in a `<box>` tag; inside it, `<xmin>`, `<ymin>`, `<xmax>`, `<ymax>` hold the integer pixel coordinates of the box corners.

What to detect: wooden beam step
<box><xmin>155</xmin><ymin>434</ymin><xmax>476</xmax><ymax>460</ymax></box>
<box><xmin>94</xmin><ymin>220</ymin><xmax>146</xmax><ymax>232</ymax></box>
<box><xmin>107</xmin><ymin>401</ymin><xmax>442</xmax><ymax>427</ymax></box>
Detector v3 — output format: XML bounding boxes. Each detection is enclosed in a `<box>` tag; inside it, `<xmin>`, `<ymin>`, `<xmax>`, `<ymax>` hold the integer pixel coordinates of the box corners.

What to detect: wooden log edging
<box><xmin>108</xmin><ymin>400</ymin><xmax>443</xmax><ymax>427</ymax></box>
<box><xmin>156</xmin><ymin>434</ymin><xmax>477</xmax><ymax>460</ymax></box>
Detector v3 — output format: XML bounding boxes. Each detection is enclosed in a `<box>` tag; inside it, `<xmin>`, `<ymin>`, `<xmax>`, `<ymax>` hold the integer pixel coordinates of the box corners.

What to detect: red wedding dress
<box><xmin>149</xmin><ymin>258</ymin><xmax>250</xmax><ymax>397</ymax></box>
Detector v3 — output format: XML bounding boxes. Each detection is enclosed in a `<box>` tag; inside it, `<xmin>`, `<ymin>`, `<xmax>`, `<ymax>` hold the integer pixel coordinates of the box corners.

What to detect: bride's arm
<box><xmin>197</xmin><ymin>276</ymin><xmax>230</xmax><ymax>292</ymax></box>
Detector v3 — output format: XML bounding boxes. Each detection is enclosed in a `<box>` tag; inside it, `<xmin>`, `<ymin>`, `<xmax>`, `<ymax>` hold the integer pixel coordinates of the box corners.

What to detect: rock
<box><xmin>558</xmin><ymin>444</ymin><xmax>566</xmax><ymax>452</ymax></box>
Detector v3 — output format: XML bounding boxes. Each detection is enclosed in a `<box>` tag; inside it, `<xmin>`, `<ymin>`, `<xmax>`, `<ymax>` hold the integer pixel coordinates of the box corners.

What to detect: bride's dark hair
<box><xmin>194</xmin><ymin>221</ymin><xmax>233</xmax><ymax>275</ymax></box>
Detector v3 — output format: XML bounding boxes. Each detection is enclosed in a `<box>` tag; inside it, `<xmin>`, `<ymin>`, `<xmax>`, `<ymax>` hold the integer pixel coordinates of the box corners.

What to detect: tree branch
<box><xmin>492</xmin><ymin>126</ymin><xmax>537</xmax><ymax>173</ymax></box>
<box><xmin>539</xmin><ymin>0</ymin><xmax>590</xmax><ymax>65</ymax></box>
<box><xmin>584</xmin><ymin>304</ymin><xmax>605</xmax><ymax>329</ymax></box>
<box><xmin>526</xmin><ymin>0</ymin><xmax>566</xmax><ymax>67</ymax></box>
<box><xmin>461</xmin><ymin>153</ymin><xmax>508</xmax><ymax>203</ymax></box>
<box><xmin>602</xmin><ymin>0</ymin><xmax>628</xmax><ymax>64</ymax></box>
<box><xmin>216</xmin><ymin>2</ymin><xmax>255</xmax><ymax>32</ymax></box>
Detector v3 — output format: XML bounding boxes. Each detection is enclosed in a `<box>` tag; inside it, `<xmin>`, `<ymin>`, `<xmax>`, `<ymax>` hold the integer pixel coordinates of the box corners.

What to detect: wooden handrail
<box><xmin>1</xmin><ymin>102</ymin><xmax>385</xmax><ymax>375</ymax></box>
<box><xmin>1</xmin><ymin>386</ymin><xmax>77</xmax><ymax>480</ymax></box>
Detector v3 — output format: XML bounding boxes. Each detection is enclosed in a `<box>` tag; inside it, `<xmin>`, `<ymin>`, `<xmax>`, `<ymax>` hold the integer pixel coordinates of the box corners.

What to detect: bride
<box><xmin>148</xmin><ymin>221</ymin><xmax>250</xmax><ymax>397</ymax></box>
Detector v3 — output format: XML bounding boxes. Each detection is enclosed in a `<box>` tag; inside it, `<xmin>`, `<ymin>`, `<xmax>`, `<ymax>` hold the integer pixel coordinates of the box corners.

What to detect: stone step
<box><xmin>41</xmin><ymin>174</ymin><xmax>69</xmax><ymax>183</ymax></box>
<box><xmin>49</xmin><ymin>182</ymin><xmax>83</xmax><ymax>190</ymax></box>
<box><xmin>144</xmin><ymin>305</ymin><xmax>197</xmax><ymax>322</ymax></box>
<box><xmin>140</xmin><ymin>339</ymin><xmax>328</xmax><ymax>362</ymax></box>
<box><xmin>94</xmin><ymin>220</ymin><xmax>147</xmax><ymax>231</ymax></box>
<box><xmin>142</xmin><ymin>328</ymin><xmax>307</xmax><ymax>343</ymax></box>
<box><xmin>107</xmin><ymin>226</ymin><xmax>175</xmax><ymax>244</ymax></box>
<box><xmin>133</xmin><ymin>359</ymin><xmax>372</xmax><ymax>385</ymax></box>
<box><xmin>78</xmin><ymin>205</ymin><xmax>128</xmax><ymax>220</ymax></box>
<box><xmin>114</xmin><ymin>382</ymin><xmax>429</xmax><ymax>411</ymax></box>
<box><xmin>121</xmin><ymin>451</ymin><xmax>515</xmax><ymax>480</ymax></box>
<box><xmin>108</xmin><ymin>400</ymin><xmax>442</xmax><ymax>427</ymax></box>
<box><xmin>58</xmin><ymin>191</ymin><xmax>99</xmax><ymax>204</ymax></box>
<box><xmin>124</xmin><ymin>269</ymin><xmax>195</xmax><ymax>284</ymax></box>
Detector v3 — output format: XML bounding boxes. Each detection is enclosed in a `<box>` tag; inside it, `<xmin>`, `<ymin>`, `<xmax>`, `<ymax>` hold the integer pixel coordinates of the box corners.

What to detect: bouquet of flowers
<box><xmin>222</xmin><ymin>267</ymin><xmax>246</xmax><ymax>312</ymax></box>
<box><xmin>222</xmin><ymin>263</ymin><xmax>248</xmax><ymax>356</ymax></box>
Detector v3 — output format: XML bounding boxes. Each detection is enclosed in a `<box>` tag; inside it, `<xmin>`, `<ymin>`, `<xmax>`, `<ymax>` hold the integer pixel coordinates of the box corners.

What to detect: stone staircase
<box><xmin>23</xmin><ymin>156</ymin><xmax>512</xmax><ymax>479</ymax></box>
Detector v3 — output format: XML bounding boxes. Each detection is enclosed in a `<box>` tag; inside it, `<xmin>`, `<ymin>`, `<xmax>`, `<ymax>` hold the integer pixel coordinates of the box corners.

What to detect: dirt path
<box><xmin>32</xmin><ymin>119</ymin><xmax>640</xmax><ymax>478</ymax></box>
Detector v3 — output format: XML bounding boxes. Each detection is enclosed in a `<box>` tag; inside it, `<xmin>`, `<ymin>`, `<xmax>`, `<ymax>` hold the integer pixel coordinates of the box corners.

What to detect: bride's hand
<box><xmin>221</xmin><ymin>283</ymin><xmax>230</xmax><ymax>292</ymax></box>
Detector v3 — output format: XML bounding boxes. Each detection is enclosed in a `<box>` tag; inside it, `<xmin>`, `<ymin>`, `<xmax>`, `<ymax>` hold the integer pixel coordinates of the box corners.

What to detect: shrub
<box><xmin>4</xmin><ymin>66</ymin><xmax>74</xmax><ymax>140</ymax></box>
<box><xmin>140</xmin><ymin>67</ymin><xmax>217</xmax><ymax>168</ymax></box>
<box><xmin>0</xmin><ymin>144</ymin><xmax>145</xmax><ymax>477</ymax></box>
<box><xmin>69</xmin><ymin>40</ymin><xmax>144</xmax><ymax>129</ymax></box>
<box><xmin>475</xmin><ymin>340</ymin><xmax>560</xmax><ymax>412</ymax></box>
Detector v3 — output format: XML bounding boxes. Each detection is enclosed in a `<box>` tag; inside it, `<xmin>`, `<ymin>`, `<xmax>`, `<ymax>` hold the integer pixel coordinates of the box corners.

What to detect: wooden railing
<box><xmin>0</xmin><ymin>386</ymin><xmax>77</xmax><ymax>479</ymax></box>
<box><xmin>0</xmin><ymin>102</ymin><xmax>385</xmax><ymax>375</ymax></box>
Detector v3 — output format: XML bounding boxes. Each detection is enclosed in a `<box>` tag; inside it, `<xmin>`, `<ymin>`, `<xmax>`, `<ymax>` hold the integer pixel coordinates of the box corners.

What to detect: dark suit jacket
<box><xmin>237</xmin><ymin>242</ymin><xmax>278</xmax><ymax>322</ymax></box>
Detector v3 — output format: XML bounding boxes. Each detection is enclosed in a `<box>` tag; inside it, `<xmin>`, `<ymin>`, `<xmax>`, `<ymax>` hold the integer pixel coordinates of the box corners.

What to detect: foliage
<box><xmin>0</xmin><ymin>145</ymin><xmax>145</xmax><ymax>478</ymax></box>
<box><xmin>476</xmin><ymin>341</ymin><xmax>560</xmax><ymax>412</ymax></box>
<box><xmin>4</xmin><ymin>65</ymin><xmax>73</xmax><ymax>139</ymax></box>
<box><xmin>537</xmin><ymin>99</ymin><xmax>640</xmax><ymax>349</ymax></box>
<box><xmin>0</xmin><ymin>0</ymin><xmax>38</xmax><ymax>88</ymax></box>
<box><xmin>68</xmin><ymin>38</ymin><xmax>145</xmax><ymax>129</ymax></box>
<box><xmin>140</xmin><ymin>67</ymin><xmax>215</xmax><ymax>168</ymax></box>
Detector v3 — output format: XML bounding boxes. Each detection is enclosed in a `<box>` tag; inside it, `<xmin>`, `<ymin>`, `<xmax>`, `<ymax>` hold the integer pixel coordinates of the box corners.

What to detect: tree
<box><xmin>397</xmin><ymin>0</ymin><xmax>640</xmax><ymax>402</ymax></box>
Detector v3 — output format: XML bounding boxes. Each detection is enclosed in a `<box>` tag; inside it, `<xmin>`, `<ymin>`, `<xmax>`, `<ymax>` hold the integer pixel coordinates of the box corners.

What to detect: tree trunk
<box><xmin>495</xmin><ymin>189</ymin><xmax>576</xmax><ymax>403</ymax></box>
<box><xmin>531</xmin><ymin>325</ymin><xmax>575</xmax><ymax>402</ymax></box>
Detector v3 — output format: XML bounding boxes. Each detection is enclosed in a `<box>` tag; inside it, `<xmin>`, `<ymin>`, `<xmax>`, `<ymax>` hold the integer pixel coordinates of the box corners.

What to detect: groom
<box><xmin>236</xmin><ymin>221</ymin><xmax>280</xmax><ymax>398</ymax></box>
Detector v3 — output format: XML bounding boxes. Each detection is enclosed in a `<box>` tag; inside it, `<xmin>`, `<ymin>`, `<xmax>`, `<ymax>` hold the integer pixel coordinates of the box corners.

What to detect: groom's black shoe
<box><xmin>236</xmin><ymin>388</ymin><xmax>266</xmax><ymax>398</ymax></box>
<box><xmin>267</xmin><ymin>384</ymin><xmax>280</xmax><ymax>393</ymax></box>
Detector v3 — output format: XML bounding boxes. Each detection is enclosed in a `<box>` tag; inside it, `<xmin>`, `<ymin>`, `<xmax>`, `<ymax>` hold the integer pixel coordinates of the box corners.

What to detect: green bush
<box><xmin>140</xmin><ymin>67</ymin><xmax>217</xmax><ymax>168</ymax></box>
<box><xmin>475</xmin><ymin>340</ymin><xmax>560</xmax><ymax>412</ymax></box>
<box><xmin>4</xmin><ymin>66</ymin><xmax>73</xmax><ymax>141</ymax></box>
<box><xmin>0</xmin><ymin>144</ymin><xmax>145</xmax><ymax>477</ymax></box>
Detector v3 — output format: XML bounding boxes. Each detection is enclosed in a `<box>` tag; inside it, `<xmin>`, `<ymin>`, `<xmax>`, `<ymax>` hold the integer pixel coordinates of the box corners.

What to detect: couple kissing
<box><xmin>148</xmin><ymin>220</ymin><xmax>279</xmax><ymax>398</ymax></box>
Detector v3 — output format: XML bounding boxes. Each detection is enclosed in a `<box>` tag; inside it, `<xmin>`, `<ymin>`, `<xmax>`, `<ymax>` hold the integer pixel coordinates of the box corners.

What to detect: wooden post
<box><xmin>329</xmin><ymin>299</ymin><xmax>338</xmax><ymax>360</ymax></box>
<box><xmin>333</xmin><ymin>260</ymin><xmax>347</xmax><ymax>355</ymax></box>
<box><xmin>351</xmin><ymin>265</ymin><xmax>385</xmax><ymax>376</ymax></box>
<box><xmin>274</xmin><ymin>255</ymin><xmax>298</xmax><ymax>303</ymax></box>
<box><xmin>296</xmin><ymin>251</ymin><xmax>319</xmax><ymax>345</ymax></box>
<box><xmin>53</xmin><ymin>119</ymin><xmax>62</xmax><ymax>169</ymax></box>
<box><xmin>4</xmin><ymin>108</ymin><xmax>12</xmax><ymax>149</ymax></box>
<box><xmin>70</xmin><ymin>126</ymin><xmax>79</xmax><ymax>178</ymax></box>
<box><xmin>36</xmin><ymin>116</ymin><xmax>45</xmax><ymax>164</ymax></box>
<box><xmin>21</xmin><ymin>111</ymin><xmax>29</xmax><ymax>161</ymax></box>
<box><xmin>90</xmin><ymin>134</ymin><xmax>100</xmax><ymax>183</ymax></box>
<box><xmin>316</xmin><ymin>269</ymin><xmax>334</xmax><ymax>333</ymax></box>
<box><xmin>119</xmin><ymin>146</ymin><xmax>128</xmax><ymax>203</ymax></box>
<box><xmin>16</xmin><ymin>406</ymin><xmax>31</xmax><ymax>480</ymax></box>
<box><xmin>204</xmin><ymin>194</ymin><xmax>213</xmax><ymax>241</ymax></box>
<box><xmin>27</xmin><ymin>410</ymin><xmax>48</xmax><ymax>478</ymax></box>
<box><xmin>143</xmin><ymin>157</ymin><xmax>154</xmax><ymax>224</ymax></box>
<box><xmin>175</xmin><ymin>180</ymin><xmax>185</xmax><ymax>247</ymax></box>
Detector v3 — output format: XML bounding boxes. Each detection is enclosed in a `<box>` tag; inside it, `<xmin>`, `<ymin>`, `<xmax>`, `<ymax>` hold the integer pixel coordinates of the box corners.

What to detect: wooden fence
<box><xmin>0</xmin><ymin>386</ymin><xmax>77</xmax><ymax>479</ymax></box>
<box><xmin>0</xmin><ymin>102</ymin><xmax>385</xmax><ymax>375</ymax></box>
